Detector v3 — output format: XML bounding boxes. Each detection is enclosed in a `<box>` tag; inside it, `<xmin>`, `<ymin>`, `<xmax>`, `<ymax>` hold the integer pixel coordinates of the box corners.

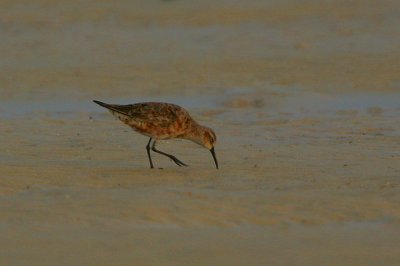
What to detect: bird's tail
<box><xmin>93</xmin><ymin>100</ymin><xmax>132</xmax><ymax>122</ymax></box>
<box><xmin>93</xmin><ymin>100</ymin><xmax>112</xmax><ymax>109</ymax></box>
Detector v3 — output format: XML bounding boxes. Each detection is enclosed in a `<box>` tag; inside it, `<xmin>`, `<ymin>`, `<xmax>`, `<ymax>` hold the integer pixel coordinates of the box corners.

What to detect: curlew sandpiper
<box><xmin>93</xmin><ymin>100</ymin><xmax>218</xmax><ymax>169</ymax></box>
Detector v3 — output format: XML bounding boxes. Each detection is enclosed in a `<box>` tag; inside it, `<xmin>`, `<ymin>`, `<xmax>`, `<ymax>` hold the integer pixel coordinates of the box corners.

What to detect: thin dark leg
<box><xmin>146</xmin><ymin>138</ymin><xmax>154</xmax><ymax>169</ymax></box>
<box><xmin>151</xmin><ymin>141</ymin><xmax>188</xmax><ymax>167</ymax></box>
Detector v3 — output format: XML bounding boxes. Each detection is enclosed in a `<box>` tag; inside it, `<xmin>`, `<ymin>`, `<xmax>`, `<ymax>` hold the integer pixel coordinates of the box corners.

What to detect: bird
<box><xmin>93</xmin><ymin>100</ymin><xmax>218</xmax><ymax>169</ymax></box>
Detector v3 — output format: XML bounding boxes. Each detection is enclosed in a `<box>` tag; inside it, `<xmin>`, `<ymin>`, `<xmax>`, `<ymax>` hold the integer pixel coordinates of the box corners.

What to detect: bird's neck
<box><xmin>185</xmin><ymin>123</ymin><xmax>206</xmax><ymax>146</ymax></box>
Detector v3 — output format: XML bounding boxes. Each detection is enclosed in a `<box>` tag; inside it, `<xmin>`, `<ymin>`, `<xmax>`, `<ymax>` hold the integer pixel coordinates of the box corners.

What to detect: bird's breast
<box><xmin>128</xmin><ymin>121</ymin><xmax>185</xmax><ymax>140</ymax></box>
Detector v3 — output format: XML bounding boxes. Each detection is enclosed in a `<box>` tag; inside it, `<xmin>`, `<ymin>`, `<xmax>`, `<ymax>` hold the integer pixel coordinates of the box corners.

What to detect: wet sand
<box><xmin>1</xmin><ymin>1</ymin><xmax>400</xmax><ymax>265</ymax></box>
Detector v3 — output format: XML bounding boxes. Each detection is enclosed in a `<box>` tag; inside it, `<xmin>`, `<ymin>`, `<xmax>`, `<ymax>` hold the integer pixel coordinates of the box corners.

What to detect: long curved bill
<box><xmin>210</xmin><ymin>147</ymin><xmax>219</xmax><ymax>169</ymax></box>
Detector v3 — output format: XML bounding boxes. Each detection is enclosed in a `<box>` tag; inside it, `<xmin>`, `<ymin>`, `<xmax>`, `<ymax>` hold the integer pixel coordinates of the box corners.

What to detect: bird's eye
<box><xmin>210</xmin><ymin>136</ymin><xmax>215</xmax><ymax>144</ymax></box>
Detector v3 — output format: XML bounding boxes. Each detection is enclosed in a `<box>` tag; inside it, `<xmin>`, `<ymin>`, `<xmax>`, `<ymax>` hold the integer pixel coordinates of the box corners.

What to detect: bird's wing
<box><xmin>94</xmin><ymin>100</ymin><xmax>187</xmax><ymax>127</ymax></box>
<box><xmin>128</xmin><ymin>103</ymin><xmax>181</xmax><ymax>127</ymax></box>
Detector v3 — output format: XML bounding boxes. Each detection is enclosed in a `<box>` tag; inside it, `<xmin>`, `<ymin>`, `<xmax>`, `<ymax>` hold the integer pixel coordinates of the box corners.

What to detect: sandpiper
<box><xmin>93</xmin><ymin>100</ymin><xmax>218</xmax><ymax>169</ymax></box>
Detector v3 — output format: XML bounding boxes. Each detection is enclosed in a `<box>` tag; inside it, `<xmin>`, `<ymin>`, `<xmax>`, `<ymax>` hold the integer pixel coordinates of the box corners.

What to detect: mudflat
<box><xmin>1</xmin><ymin>1</ymin><xmax>400</xmax><ymax>265</ymax></box>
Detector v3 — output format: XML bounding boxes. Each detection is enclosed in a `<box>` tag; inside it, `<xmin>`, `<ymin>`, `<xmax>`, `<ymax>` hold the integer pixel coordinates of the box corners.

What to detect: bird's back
<box><xmin>95</xmin><ymin>101</ymin><xmax>194</xmax><ymax>139</ymax></box>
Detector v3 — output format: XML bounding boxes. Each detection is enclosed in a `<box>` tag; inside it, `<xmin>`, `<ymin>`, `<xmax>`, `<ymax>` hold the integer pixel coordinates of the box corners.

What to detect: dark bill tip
<box><xmin>210</xmin><ymin>147</ymin><xmax>219</xmax><ymax>169</ymax></box>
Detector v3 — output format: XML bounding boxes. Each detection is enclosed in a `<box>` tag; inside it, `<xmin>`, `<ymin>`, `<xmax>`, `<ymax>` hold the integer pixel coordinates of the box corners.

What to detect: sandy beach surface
<box><xmin>1</xmin><ymin>1</ymin><xmax>400</xmax><ymax>265</ymax></box>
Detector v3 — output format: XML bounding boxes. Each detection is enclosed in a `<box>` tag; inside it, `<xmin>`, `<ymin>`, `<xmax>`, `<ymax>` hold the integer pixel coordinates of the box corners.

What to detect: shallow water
<box><xmin>2</xmin><ymin>90</ymin><xmax>399</xmax><ymax>119</ymax></box>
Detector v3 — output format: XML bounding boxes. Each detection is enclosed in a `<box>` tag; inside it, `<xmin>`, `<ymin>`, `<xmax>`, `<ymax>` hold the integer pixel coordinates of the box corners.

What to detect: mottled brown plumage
<box><xmin>93</xmin><ymin>100</ymin><xmax>218</xmax><ymax>169</ymax></box>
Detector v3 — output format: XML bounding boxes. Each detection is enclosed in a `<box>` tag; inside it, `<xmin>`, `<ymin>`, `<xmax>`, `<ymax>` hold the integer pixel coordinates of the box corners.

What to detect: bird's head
<box><xmin>201</xmin><ymin>127</ymin><xmax>217</xmax><ymax>150</ymax></box>
<box><xmin>200</xmin><ymin>127</ymin><xmax>218</xmax><ymax>169</ymax></box>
